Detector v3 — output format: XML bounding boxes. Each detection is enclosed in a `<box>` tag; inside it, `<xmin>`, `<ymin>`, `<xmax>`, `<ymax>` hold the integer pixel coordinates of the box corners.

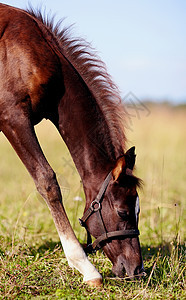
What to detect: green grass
<box><xmin>0</xmin><ymin>104</ymin><xmax>185</xmax><ymax>299</ymax></box>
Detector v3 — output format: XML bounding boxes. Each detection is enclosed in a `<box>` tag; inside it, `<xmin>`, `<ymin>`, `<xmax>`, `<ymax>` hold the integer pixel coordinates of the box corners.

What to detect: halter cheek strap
<box><xmin>79</xmin><ymin>172</ymin><xmax>112</xmax><ymax>225</ymax></box>
<box><xmin>79</xmin><ymin>171</ymin><xmax>140</xmax><ymax>254</ymax></box>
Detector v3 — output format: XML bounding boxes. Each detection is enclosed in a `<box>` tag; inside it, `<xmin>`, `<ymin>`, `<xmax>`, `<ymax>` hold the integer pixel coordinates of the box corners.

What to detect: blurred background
<box><xmin>0</xmin><ymin>0</ymin><xmax>185</xmax><ymax>246</ymax></box>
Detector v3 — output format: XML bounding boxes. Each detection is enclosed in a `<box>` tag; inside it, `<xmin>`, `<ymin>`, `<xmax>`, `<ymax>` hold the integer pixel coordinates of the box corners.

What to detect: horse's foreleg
<box><xmin>2</xmin><ymin>112</ymin><xmax>102</xmax><ymax>286</ymax></box>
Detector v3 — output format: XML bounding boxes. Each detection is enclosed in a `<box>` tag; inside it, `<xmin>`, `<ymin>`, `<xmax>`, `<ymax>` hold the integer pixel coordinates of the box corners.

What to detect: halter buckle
<box><xmin>90</xmin><ymin>199</ymin><xmax>101</xmax><ymax>212</ymax></box>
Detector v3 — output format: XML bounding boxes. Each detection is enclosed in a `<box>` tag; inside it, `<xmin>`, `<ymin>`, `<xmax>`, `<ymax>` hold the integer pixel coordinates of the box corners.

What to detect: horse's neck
<box><xmin>57</xmin><ymin>58</ymin><xmax>122</xmax><ymax>196</ymax></box>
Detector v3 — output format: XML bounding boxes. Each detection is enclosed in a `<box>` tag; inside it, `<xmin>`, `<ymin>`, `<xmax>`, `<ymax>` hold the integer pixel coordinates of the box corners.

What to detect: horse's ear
<box><xmin>112</xmin><ymin>147</ymin><xmax>136</xmax><ymax>181</ymax></box>
<box><xmin>112</xmin><ymin>156</ymin><xmax>126</xmax><ymax>181</ymax></box>
<box><xmin>112</xmin><ymin>146</ymin><xmax>136</xmax><ymax>181</ymax></box>
<box><xmin>125</xmin><ymin>146</ymin><xmax>136</xmax><ymax>170</ymax></box>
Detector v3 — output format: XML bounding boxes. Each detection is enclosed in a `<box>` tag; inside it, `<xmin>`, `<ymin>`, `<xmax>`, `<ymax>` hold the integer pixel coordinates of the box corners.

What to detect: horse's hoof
<box><xmin>84</xmin><ymin>277</ymin><xmax>103</xmax><ymax>287</ymax></box>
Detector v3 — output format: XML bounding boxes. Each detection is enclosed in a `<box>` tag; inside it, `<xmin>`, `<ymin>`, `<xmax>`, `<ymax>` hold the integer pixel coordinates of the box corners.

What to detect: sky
<box><xmin>1</xmin><ymin>0</ymin><xmax>186</xmax><ymax>103</ymax></box>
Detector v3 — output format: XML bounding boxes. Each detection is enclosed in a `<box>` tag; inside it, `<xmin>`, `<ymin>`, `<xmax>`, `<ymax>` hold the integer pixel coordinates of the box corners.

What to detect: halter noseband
<box><xmin>79</xmin><ymin>171</ymin><xmax>140</xmax><ymax>254</ymax></box>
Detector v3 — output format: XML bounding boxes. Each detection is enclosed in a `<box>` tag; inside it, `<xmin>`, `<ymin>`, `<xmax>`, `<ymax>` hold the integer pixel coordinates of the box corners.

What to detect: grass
<box><xmin>0</xmin><ymin>103</ymin><xmax>185</xmax><ymax>299</ymax></box>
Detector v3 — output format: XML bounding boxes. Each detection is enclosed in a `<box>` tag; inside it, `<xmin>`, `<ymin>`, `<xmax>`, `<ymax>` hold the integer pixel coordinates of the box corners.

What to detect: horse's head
<box><xmin>83</xmin><ymin>147</ymin><xmax>145</xmax><ymax>279</ymax></box>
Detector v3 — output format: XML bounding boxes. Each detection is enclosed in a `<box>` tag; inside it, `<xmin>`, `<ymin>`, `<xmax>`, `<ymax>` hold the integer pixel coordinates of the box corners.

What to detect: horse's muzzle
<box><xmin>112</xmin><ymin>255</ymin><xmax>146</xmax><ymax>279</ymax></box>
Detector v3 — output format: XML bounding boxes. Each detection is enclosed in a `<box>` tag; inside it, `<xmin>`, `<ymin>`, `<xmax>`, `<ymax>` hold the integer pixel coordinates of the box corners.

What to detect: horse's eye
<box><xmin>117</xmin><ymin>210</ymin><xmax>129</xmax><ymax>220</ymax></box>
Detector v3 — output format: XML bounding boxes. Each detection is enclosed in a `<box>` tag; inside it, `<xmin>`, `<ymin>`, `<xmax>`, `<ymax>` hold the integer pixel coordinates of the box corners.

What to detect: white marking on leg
<box><xmin>60</xmin><ymin>235</ymin><xmax>102</xmax><ymax>282</ymax></box>
<box><xmin>135</xmin><ymin>195</ymin><xmax>140</xmax><ymax>224</ymax></box>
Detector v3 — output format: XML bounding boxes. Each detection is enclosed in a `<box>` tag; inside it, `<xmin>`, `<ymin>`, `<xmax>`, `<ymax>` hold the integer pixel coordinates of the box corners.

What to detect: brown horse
<box><xmin>0</xmin><ymin>4</ymin><xmax>145</xmax><ymax>286</ymax></box>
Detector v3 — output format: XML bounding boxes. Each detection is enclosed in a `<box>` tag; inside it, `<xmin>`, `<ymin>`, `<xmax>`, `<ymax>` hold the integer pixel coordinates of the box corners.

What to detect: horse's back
<box><xmin>0</xmin><ymin>4</ymin><xmax>63</xmax><ymax>124</ymax></box>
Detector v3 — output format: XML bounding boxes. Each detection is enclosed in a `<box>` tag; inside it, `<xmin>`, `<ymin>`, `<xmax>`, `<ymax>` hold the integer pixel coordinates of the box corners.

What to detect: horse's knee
<box><xmin>36</xmin><ymin>168</ymin><xmax>62</xmax><ymax>204</ymax></box>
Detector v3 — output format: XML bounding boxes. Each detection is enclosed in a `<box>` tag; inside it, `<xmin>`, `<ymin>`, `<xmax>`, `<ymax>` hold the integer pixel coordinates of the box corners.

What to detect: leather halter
<box><xmin>79</xmin><ymin>171</ymin><xmax>140</xmax><ymax>254</ymax></box>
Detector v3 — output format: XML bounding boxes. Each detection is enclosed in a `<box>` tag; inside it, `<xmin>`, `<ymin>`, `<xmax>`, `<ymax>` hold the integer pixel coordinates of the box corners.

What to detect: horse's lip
<box><xmin>125</xmin><ymin>269</ymin><xmax>146</xmax><ymax>280</ymax></box>
<box><xmin>135</xmin><ymin>269</ymin><xmax>147</xmax><ymax>277</ymax></box>
<box><xmin>133</xmin><ymin>266</ymin><xmax>147</xmax><ymax>278</ymax></box>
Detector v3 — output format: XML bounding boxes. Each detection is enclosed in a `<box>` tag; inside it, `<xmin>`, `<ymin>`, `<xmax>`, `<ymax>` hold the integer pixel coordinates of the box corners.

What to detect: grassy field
<box><xmin>0</xmin><ymin>103</ymin><xmax>185</xmax><ymax>299</ymax></box>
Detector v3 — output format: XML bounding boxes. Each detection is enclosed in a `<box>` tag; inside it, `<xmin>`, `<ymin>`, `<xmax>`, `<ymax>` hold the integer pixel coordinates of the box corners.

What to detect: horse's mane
<box><xmin>26</xmin><ymin>8</ymin><xmax>126</xmax><ymax>157</ymax></box>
